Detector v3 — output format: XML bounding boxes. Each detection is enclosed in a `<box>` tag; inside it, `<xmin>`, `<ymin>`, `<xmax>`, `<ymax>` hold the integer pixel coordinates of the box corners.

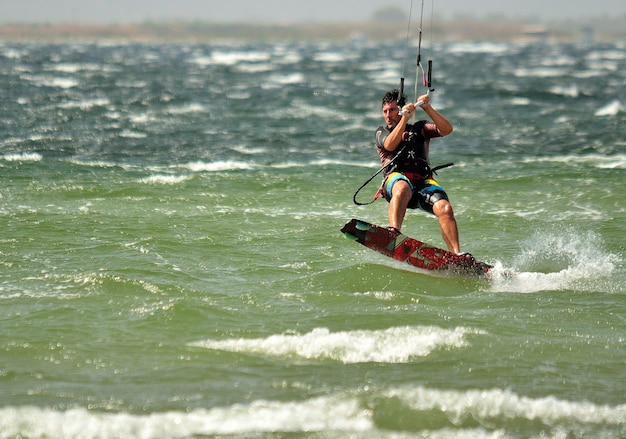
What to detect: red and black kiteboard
<box><xmin>341</xmin><ymin>218</ymin><xmax>492</xmax><ymax>277</ymax></box>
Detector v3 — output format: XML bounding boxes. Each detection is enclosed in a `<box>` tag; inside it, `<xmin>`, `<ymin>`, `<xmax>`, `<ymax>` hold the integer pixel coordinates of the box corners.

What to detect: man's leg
<box><xmin>432</xmin><ymin>199</ymin><xmax>460</xmax><ymax>254</ymax></box>
<box><xmin>388</xmin><ymin>180</ymin><xmax>412</xmax><ymax>231</ymax></box>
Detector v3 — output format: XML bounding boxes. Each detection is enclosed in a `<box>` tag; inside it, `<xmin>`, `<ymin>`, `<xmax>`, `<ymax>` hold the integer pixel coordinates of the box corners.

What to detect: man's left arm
<box><xmin>418</xmin><ymin>94</ymin><xmax>453</xmax><ymax>137</ymax></box>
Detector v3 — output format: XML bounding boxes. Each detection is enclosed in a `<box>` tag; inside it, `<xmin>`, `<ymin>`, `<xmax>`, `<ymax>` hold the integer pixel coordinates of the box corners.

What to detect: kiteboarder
<box><xmin>374</xmin><ymin>88</ymin><xmax>464</xmax><ymax>255</ymax></box>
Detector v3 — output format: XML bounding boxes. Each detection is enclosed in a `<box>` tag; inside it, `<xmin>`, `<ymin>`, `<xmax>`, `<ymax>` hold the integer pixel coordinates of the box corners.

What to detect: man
<box><xmin>375</xmin><ymin>89</ymin><xmax>464</xmax><ymax>255</ymax></box>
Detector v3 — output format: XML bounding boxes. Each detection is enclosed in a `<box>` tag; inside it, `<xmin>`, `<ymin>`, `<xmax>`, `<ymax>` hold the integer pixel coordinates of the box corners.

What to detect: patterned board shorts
<box><xmin>383</xmin><ymin>172</ymin><xmax>449</xmax><ymax>213</ymax></box>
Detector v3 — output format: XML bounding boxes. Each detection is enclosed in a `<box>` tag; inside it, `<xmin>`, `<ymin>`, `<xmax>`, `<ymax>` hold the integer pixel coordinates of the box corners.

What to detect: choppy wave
<box><xmin>182</xmin><ymin>160</ymin><xmax>255</xmax><ymax>172</ymax></box>
<box><xmin>140</xmin><ymin>174</ymin><xmax>191</xmax><ymax>185</ymax></box>
<box><xmin>0</xmin><ymin>397</ymin><xmax>371</xmax><ymax>438</ymax></box>
<box><xmin>190</xmin><ymin>326</ymin><xmax>485</xmax><ymax>363</ymax></box>
<box><xmin>595</xmin><ymin>99</ymin><xmax>625</xmax><ymax>116</ymax></box>
<box><xmin>2</xmin><ymin>386</ymin><xmax>624</xmax><ymax>438</ymax></box>
<box><xmin>2</xmin><ymin>152</ymin><xmax>43</xmax><ymax>162</ymax></box>
<box><xmin>383</xmin><ymin>386</ymin><xmax>626</xmax><ymax>431</ymax></box>
<box><xmin>520</xmin><ymin>153</ymin><xmax>626</xmax><ymax>169</ymax></box>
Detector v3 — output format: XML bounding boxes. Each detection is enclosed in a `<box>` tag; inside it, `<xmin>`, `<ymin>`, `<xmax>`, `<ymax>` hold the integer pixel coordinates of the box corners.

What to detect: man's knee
<box><xmin>433</xmin><ymin>199</ymin><xmax>454</xmax><ymax>218</ymax></box>
<box><xmin>392</xmin><ymin>180</ymin><xmax>413</xmax><ymax>201</ymax></box>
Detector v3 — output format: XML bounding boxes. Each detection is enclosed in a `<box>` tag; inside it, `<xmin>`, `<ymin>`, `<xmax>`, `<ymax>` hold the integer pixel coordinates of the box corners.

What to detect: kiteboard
<box><xmin>341</xmin><ymin>218</ymin><xmax>493</xmax><ymax>277</ymax></box>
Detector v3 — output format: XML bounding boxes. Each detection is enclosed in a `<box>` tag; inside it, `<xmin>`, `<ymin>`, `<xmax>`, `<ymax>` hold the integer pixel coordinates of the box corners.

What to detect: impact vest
<box><xmin>378</xmin><ymin>120</ymin><xmax>431</xmax><ymax>180</ymax></box>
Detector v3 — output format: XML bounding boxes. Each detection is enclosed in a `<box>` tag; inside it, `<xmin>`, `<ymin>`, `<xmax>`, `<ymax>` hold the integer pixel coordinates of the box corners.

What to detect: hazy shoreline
<box><xmin>1</xmin><ymin>18</ymin><xmax>624</xmax><ymax>43</ymax></box>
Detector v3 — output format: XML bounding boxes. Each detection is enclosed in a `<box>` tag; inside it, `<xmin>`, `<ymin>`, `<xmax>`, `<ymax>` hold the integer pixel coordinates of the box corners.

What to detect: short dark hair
<box><xmin>382</xmin><ymin>89</ymin><xmax>407</xmax><ymax>108</ymax></box>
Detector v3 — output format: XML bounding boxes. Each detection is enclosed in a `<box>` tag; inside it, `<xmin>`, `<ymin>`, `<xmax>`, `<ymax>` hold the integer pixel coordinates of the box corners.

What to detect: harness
<box><xmin>353</xmin><ymin>122</ymin><xmax>453</xmax><ymax>206</ymax></box>
<box><xmin>384</xmin><ymin>121</ymin><xmax>430</xmax><ymax>183</ymax></box>
<box><xmin>384</xmin><ymin>120</ymin><xmax>456</xmax><ymax>185</ymax></box>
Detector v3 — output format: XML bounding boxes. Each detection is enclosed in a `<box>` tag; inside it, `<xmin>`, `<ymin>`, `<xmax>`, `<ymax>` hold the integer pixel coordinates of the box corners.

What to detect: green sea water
<box><xmin>0</xmin><ymin>39</ymin><xmax>624</xmax><ymax>438</ymax></box>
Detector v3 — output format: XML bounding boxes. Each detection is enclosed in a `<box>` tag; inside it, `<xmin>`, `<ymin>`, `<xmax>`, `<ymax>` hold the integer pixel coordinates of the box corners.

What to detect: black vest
<box><xmin>388</xmin><ymin>120</ymin><xmax>430</xmax><ymax>176</ymax></box>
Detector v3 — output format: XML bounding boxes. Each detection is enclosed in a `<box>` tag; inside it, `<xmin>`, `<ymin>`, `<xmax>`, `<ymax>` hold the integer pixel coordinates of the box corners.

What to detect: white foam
<box><xmin>3</xmin><ymin>152</ymin><xmax>43</xmax><ymax>162</ymax></box>
<box><xmin>190</xmin><ymin>326</ymin><xmax>485</xmax><ymax>363</ymax></box>
<box><xmin>446</xmin><ymin>42</ymin><xmax>512</xmax><ymax>55</ymax></box>
<box><xmin>595</xmin><ymin>99</ymin><xmax>625</xmax><ymax>117</ymax></box>
<box><xmin>165</xmin><ymin>103</ymin><xmax>207</xmax><ymax>115</ymax></box>
<box><xmin>68</xmin><ymin>158</ymin><xmax>130</xmax><ymax>170</ymax></box>
<box><xmin>58</xmin><ymin>98</ymin><xmax>111</xmax><ymax>110</ymax></box>
<box><xmin>50</xmin><ymin>63</ymin><xmax>105</xmax><ymax>73</ymax></box>
<box><xmin>47</xmin><ymin>77</ymin><xmax>80</xmax><ymax>89</ymax></box>
<box><xmin>513</xmin><ymin>66</ymin><xmax>570</xmax><ymax>78</ymax></box>
<box><xmin>521</xmin><ymin>153</ymin><xmax>626</xmax><ymax>170</ymax></box>
<box><xmin>0</xmin><ymin>47</ymin><xmax>25</xmax><ymax>59</ymax></box>
<box><xmin>509</xmin><ymin>97</ymin><xmax>530</xmax><ymax>106</ymax></box>
<box><xmin>119</xmin><ymin>129</ymin><xmax>147</xmax><ymax>139</ymax></box>
<box><xmin>265</xmin><ymin>72</ymin><xmax>305</xmax><ymax>86</ymax></box>
<box><xmin>230</xmin><ymin>145</ymin><xmax>269</xmax><ymax>155</ymax></box>
<box><xmin>128</xmin><ymin>113</ymin><xmax>157</xmax><ymax>124</ymax></box>
<box><xmin>385</xmin><ymin>386</ymin><xmax>626</xmax><ymax>427</ymax></box>
<box><xmin>141</xmin><ymin>175</ymin><xmax>190</xmax><ymax>185</ymax></box>
<box><xmin>587</xmin><ymin>49</ymin><xmax>626</xmax><ymax>62</ymax></box>
<box><xmin>548</xmin><ymin>84</ymin><xmax>579</xmax><ymax>98</ymax></box>
<box><xmin>235</xmin><ymin>62</ymin><xmax>274</xmax><ymax>73</ymax></box>
<box><xmin>0</xmin><ymin>396</ymin><xmax>371</xmax><ymax>438</ymax></box>
<box><xmin>313</xmin><ymin>52</ymin><xmax>347</xmax><ymax>63</ymax></box>
<box><xmin>310</xmin><ymin>158</ymin><xmax>375</xmax><ymax>167</ymax></box>
<box><xmin>183</xmin><ymin>160</ymin><xmax>255</xmax><ymax>172</ymax></box>
<box><xmin>195</xmin><ymin>50</ymin><xmax>271</xmax><ymax>67</ymax></box>
<box><xmin>489</xmin><ymin>228</ymin><xmax>621</xmax><ymax>293</ymax></box>
<box><xmin>3</xmin><ymin>386</ymin><xmax>622</xmax><ymax>438</ymax></box>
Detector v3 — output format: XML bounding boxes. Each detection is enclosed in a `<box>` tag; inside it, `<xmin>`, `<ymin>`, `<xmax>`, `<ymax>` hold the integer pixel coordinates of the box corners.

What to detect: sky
<box><xmin>1</xmin><ymin>0</ymin><xmax>625</xmax><ymax>24</ymax></box>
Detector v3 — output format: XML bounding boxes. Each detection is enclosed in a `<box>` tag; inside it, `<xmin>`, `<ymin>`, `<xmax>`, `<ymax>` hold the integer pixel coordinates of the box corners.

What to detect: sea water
<box><xmin>0</xmin><ymin>38</ymin><xmax>624</xmax><ymax>438</ymax></box>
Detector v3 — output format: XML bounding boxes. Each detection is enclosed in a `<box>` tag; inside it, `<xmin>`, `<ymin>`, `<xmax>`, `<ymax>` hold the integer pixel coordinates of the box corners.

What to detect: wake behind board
<box><xmin>341</xmin><ymin>218</ymin><xmax>492</xmax><ymax>277</ymax></box>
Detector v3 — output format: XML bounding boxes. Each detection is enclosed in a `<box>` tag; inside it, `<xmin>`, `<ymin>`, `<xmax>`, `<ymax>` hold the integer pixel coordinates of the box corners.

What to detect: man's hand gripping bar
<box><xmin>399</xmin><ymin>99</ymin><xmax>425</xmax><ymax>116</ymax></box>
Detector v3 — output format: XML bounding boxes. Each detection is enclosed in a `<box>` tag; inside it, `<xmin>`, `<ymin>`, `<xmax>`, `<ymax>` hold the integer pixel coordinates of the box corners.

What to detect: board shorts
<box><xmin>382</xmin><ymin>171</ymin><xmax>449</xmax><ymax>214</ymax></box>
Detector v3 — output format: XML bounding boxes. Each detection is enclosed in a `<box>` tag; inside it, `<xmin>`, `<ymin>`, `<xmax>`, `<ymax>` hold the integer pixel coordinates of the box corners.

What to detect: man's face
<box><xmin>382</xmin><ymin>101</ymin><xmax>401</xmax><ymax>130</ymax></box>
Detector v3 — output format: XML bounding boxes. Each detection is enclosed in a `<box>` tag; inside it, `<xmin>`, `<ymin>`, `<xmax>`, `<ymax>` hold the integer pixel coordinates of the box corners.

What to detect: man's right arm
<box><xmin>383</xmin><ymin>105</ymin><xmax>415</xmax><ymax>151</ymax></box>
